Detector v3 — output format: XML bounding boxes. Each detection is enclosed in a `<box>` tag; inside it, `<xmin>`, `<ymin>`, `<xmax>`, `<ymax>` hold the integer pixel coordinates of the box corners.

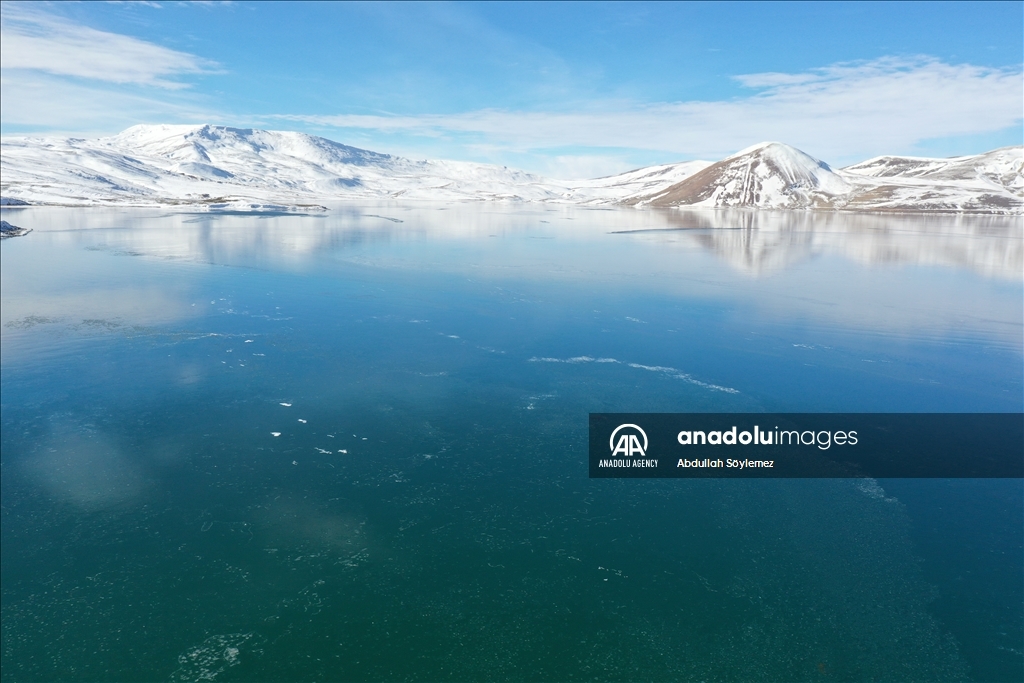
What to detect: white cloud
<box><xmin>535</xmin><ymin>155</ymin><xmax>640</xmax><ymax>181</ymax></box>
<box><xmin>277</xmin><ymin>57</ymin><xmax>1023</xmax><ymax>164</ymax></box>
<box><xmin>0</xmin><ymin>4</ymin><xmax>218</xmax><ymax>88</ymax></box>
<box><xmin>0</xmin><ymin>70</ymin><xmax>216</xmax><ymax>134</ymax></box>
<box><xmin>0</xmin><ymin>5</ymin><xmax>220</xmax><ymax>133</ymax></box>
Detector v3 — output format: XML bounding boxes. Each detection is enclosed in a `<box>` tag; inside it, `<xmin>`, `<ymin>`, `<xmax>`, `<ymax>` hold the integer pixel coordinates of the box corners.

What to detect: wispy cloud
<box><xmin>0</xmin><ymin>4</ymin><xmax>219</xmax><ymax>88</ymax></box>
<box><xmin>0</xmin><ymin>71</ymin><xmax>216</xmax><ymax>135</ymax></box>
<box><xmin>276</xmin><ymin>57</ymin><xmax>1023</xmax><ymax>164</ymax></box>
<box><xmin>0</xmin><ymin>4</ymin><xmax>221</xmax><ymax>134</ymax></box>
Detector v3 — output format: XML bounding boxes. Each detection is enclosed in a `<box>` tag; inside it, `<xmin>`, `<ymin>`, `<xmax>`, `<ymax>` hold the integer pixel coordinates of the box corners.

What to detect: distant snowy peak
<box><xmin>0</xmin><ymin>124</ymin><xmax>561</xmax><ymax>206</ymax></box>
<box><xmin>102</xmin><ymin>124</ymin><xmax>551</xmax><ymax>184</ymax></box>
<box><xmin>843</xmin><ymin>146</ymin><xmax>1024</xmax><ymax>196</ymax></box>
<box><xmin>625</xmin><ymin>142</ymin><xmax>1023</xmax><ymax>213</ymax></box>
<box><xmin>634</xmin><ymin>142</ymin><xmax>851</xmax><ymax>208</ymax></box>
<box><xmin>109</xmin><ymin>124</ymin><xmax>393</xmax><ymax>167</ymax></box>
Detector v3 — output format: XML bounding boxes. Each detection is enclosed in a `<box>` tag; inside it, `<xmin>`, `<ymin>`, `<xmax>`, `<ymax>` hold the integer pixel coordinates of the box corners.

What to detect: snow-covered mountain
<box><xmin>627</xmin><ymin>142</ymin><xmax>853</xmax><ymax>209</ymax></box>
<box><xmin>838</xmin><ymin>147</ymin><xmax>1023</xmax><ymax>213</ymax></box>
<box><xmin>1</xmin><ymin>124</ymin><xmax>1020</xmax><ymax>214</ymax></box>
<box><xmin>628</xmin><ymin>143</ymin><xmax>1022</xmax><ymax>213</ymax></box>
<box><xmin>843</xmin><ymin>147</ymin><xmax>1023</xmax><ymax>190</ymax></box>
<box><xmin>0</xmin><ymin>124</ymin><xmax>563</xmax><ymax>207</ymax></box>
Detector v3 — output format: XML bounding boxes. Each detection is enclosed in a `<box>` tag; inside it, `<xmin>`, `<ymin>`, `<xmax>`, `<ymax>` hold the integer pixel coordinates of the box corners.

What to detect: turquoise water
<box><xmin>1</xmin><ymin>205</ymin><xmax>1021</xmax><ymax>682</ymax></box>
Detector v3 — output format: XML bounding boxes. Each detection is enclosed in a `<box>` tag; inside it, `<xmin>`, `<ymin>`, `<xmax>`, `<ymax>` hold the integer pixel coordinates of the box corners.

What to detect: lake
<box><xmin>1</xmin><ymin>204</ymin><xmax>1021</xmax><ymax>682</ymax></box>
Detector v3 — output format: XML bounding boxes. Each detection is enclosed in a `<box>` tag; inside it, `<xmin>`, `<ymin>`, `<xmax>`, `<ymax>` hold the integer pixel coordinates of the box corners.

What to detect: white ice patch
<box><xmin>855</xmin><ymin>478</ymin><xmax>898</xmax><ymax>503</ymax></box>
<box><xmin>271</xmin><ymin>432</ymin><xmax>281</xmax><ymax>437</ymax></box>
<box><xmin>279</xmin><ymin>402</ymin><xmax>291</xmax><ymax>407</ymax></box>
<box><xmin>170</xmin><ymin>632</ymin><xmax>254</xmax><ymax>682</ymax></box>
<box><xmin>528</xmin><ymin>356</ymin><xmax>601</xmax><ymax>364</ymax></box>
<box><xmin>529</xmin><ymin>356</ymin><xmax>739</xmax><ymax>393</ymax></box>
<box><xmin>673</xmin><ymin>374</ymin><xmax>740</xmax><ymax>394</ymax></box>
<box><xmin>628</xmin><ymin>362</ymin><xmax>678</xmax><ymax>373</ymax></box>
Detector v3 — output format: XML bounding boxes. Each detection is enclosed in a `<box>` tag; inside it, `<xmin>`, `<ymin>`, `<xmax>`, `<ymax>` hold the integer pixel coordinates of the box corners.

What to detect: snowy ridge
<box><xmin>630</xmin><ymin>142</ymin><xmax>852</xmax><ymax>209</ymax></box>
<box><xmin>0</xmin><ymin>124</ymin><xmax>563</xmax><ymax>207</ymax></box>
<box><xmin>838</xmin><ymin>147</ymin><xmax>1024</xmax><ymax>212</ymax></box>
<box><xmin>1</xmin><ymin>125</ymin><xmax>1020</xmax><ymax>214</ymax></box>
<box><xmin>562</xmin><ymin>160</ymin><xmax>714</xmax><ymax>204</ymax></box>
<box><xmin>630</xmin><ymin>142</ymin><xmax>1022</xmax><ymax>213</ymax></box>
<box><xmin>843</xmin><ymin>147</ymin><xmax>1023</xmax><ymax>191</ymax></box>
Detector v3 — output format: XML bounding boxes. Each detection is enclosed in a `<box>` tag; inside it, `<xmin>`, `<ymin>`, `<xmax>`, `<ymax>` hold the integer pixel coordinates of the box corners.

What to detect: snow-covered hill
<box><xmin>843</xmin><ymin>147</ymin><xmax>1023</xmax><ymax>191</ymax></box>
<box><xmin>562</xmin><ymin>160</ymin><xmax>714</xmax><ymax>205</ymax></box>
<box><xmin>629</xmin><ymin>143</ymin><xmax>1022</xmax><ymax>213</ymax></box>
<box><xmin>837</xmin><ymin>147</ymin><xmax>1024</xmax><ymax>213</ymax></box>
<box><xmin>629</xmin><ymin>142</ymin><xmax>853</xmax><ymax>209</ymax></box>
<box><xmin>1</xmin><ymin>125</ymin><xmax>1020</xmax><ymax>214</ymax></box>
<box><xmin>0</xmin><ymin>124</ymin><xmax>563</xmax><ymax>207</ymax></box>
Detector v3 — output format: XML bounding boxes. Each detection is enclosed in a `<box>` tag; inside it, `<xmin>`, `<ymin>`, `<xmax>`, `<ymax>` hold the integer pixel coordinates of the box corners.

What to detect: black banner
<box><xmin>589</xmin><ymin>413</ymin><xmax>1023</xmax><ymax>478</ymax></box>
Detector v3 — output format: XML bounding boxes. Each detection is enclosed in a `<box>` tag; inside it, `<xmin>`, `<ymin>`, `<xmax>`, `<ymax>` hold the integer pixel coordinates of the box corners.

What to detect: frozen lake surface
<box><xmin>1</xmin><ymin>204</ymin><xmax>1021</xmax><ymax>681</ymax></box>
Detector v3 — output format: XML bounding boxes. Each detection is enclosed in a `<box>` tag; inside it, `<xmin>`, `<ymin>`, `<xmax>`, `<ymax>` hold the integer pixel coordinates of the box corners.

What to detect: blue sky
<box><xmin>1</xmin><ymin>1</ymin><xmax>1021</xmax><ymax>177</ymax></box>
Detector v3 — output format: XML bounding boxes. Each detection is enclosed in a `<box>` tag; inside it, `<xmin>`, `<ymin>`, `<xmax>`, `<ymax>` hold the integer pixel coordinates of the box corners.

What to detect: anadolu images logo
<box><xmin>610</xmin><ymin>424</ymin><xmax>648</xmax><ymax>457</ymax></box>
